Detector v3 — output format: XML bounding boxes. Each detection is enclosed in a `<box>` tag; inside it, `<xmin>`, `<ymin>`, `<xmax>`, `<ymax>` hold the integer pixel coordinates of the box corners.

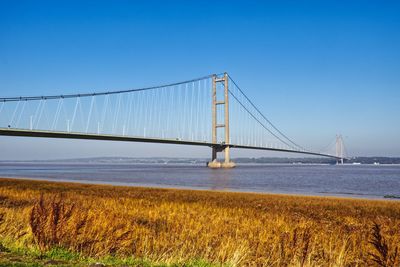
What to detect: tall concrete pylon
<box><xmin>208</xmin><ymin>73</ymin><xmax>236</xmax><ymax>168</ymax></box>
<box><xmin>335</xmin><ymin>134</ymin><xmax>344</xmax><ymax>164</ymax></box>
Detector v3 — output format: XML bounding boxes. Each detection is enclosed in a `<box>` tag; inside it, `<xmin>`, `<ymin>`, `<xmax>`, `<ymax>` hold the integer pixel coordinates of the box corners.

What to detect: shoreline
<box><xmin>0</xmin><ymin>176</ymin><xmax>397</xmax><ymax>202</ymax></box>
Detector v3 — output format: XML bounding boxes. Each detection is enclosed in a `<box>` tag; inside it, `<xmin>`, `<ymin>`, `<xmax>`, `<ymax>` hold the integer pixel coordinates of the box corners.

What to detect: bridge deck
<box><xmin>0</xmin><ymin>128</ymin><xmax>340</xmax><ymax>160</ymax></box>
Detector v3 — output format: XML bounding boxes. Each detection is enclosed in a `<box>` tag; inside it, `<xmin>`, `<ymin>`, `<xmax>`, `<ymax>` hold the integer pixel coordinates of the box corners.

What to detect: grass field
<box><xmin>0</xmin><ymin>178</ymin><xmax>399</xmax><ymax>266</ymax></box>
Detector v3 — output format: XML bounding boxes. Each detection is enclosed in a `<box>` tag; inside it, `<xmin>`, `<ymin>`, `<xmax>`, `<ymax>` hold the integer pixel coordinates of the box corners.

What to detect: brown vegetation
<box><xmin>0</xmin><ymin>178</ymin><xmax>399</xmax><ymax>266</ymax></box>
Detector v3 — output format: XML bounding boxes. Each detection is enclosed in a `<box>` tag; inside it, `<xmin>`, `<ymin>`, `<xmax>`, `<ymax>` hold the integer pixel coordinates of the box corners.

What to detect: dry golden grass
<box><xmin>0</xmin><ymin>177</ymin><xmax>399</xmax><ymax>266</ymax></box>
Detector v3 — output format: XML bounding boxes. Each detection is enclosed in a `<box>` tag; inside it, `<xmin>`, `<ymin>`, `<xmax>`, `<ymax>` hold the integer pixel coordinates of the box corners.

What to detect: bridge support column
<box><xmin>207</xmin><ymin>73</ymin><xmax>236</xmax><ymax>169</ymax></box>
<box><xmin>336</xmin><ymin>134</ymin><xmax>345</xmax><ymax>165</ymax></box>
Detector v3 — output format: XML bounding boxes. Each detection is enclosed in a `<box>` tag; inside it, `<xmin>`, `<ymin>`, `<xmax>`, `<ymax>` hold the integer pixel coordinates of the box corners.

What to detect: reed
<box><xmin>0</xmin><ymin>178</ymin><xmax>399</xmax><ymax>266</ymax></box>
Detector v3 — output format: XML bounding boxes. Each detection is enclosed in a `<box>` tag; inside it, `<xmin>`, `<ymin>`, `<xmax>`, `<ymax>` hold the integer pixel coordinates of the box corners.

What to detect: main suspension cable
<box><xmin>228</xmin><ymin>75</ymin><xmax>306</xmax><ymax>151</ymax></box>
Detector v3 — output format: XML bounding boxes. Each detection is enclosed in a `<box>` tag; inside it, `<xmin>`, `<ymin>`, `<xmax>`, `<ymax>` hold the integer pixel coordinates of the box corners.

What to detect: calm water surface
<box><xmin>0</xmin><ymin>163</ymin><xmax>399</xmax><ymax>199</ymax></box>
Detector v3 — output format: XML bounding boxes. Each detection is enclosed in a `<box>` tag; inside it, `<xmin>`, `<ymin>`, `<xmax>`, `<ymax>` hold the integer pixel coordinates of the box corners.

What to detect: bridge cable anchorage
<box><xmin>228</xmin><ymin>75</ymin><xmax>307</xmax><ymax>152</ymax></box>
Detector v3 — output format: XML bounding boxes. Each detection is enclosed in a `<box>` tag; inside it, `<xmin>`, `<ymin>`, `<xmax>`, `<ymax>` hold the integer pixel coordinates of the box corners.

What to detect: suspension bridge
<box><xmin>0</xmin><ymin>73</ymin><xmax>346</xmax><ymax>168</ymax></box>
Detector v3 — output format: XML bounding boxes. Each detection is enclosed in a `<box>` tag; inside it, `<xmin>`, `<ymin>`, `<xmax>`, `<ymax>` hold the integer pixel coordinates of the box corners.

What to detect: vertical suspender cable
<box><xmin>71</xmin><ymin>97</ymin><xmax>79</xmax><ymax>132</ymax></box>
<box><xmin>36</xmin><ymin>99</ymin><xmax>46</xmax><ymax>129</ymax></box>
<box><xmin>32</xmin><ymin>99</ymin><xmax>43</xmax><ymax>130</ymax></box>
<box><xmin>16</xmin><ymin>100</ymin><xmax>27</xmax><ymax>128</ymax></box>
<box><xmin>86</xmin><ymin>96</ymin><xmax>95</xmax><ymax>133</ymax></box>
<box><xmin>9</xmin><ymin>101</ymin><xmax>20</xmax><ymax>127</ymax></box>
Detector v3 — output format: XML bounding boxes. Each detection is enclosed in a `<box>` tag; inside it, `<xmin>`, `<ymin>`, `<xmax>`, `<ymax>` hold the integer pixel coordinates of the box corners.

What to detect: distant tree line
<box><xmin>233</xmin><ymin>157</ymin><xmax>400</xmax><ymax>164</ymax></box>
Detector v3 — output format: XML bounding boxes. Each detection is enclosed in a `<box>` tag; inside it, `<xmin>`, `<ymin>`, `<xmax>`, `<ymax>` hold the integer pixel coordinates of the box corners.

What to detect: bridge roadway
<box><xmin>0</xmin><ymin>128</ymin><xmax>341</xmax><ymax>160</ymax></box>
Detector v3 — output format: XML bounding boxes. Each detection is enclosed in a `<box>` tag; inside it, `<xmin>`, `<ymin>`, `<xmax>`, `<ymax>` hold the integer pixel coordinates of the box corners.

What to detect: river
<box><xmin>0</xmin><ymin>162</ymin><xmax>399</xmax><ymax>199</ymax></box>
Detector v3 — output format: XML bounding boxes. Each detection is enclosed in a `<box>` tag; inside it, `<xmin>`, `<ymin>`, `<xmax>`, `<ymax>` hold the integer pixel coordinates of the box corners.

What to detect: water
<box><xmin>0</xmin><ymin>162</ymin><xmax>399</xmax><ymax>199</ymax></box>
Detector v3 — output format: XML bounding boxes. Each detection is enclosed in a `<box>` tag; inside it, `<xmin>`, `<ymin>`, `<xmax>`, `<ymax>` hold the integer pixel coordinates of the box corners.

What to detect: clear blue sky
<box><xmin>1</xmin><ymin>0</ymin><xmax>399</xmax><ymax>159</ymax></box>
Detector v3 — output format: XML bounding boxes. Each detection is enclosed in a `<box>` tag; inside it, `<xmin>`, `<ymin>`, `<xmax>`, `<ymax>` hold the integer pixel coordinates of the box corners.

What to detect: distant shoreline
<box><xmin>2</xmin><ymin>161</ymin><xmax>400</xmax><ymax>166</ymax></box>
<box><xmin>1</xmin><ymin>155</ymin><xmax>400</xmax><ymax>164</ymax></box>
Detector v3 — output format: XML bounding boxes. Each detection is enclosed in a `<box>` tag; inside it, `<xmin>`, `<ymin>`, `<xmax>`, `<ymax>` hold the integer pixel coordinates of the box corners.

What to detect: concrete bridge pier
<box><xmin>207</xmin><ymin>145</ymin><xmax>236</xmax><ymax>169</ymax></box>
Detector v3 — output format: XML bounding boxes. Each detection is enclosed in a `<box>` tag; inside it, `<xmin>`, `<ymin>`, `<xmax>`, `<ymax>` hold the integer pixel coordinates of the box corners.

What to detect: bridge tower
<box><xmin>335</xmin><ymin>134</ymin><xmax>344</xmax><ymax>164</ymax></box>
<box><xmin>208</xmin><ymin>73</ymin><xmax>236</xmax><ymax>168</ymax></box>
